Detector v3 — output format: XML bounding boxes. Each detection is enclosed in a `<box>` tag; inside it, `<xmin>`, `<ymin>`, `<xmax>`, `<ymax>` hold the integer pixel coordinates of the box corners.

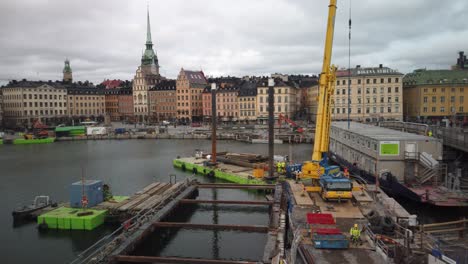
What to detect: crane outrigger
<box><xmin>300</xmin><ymin>0</ymin><xmax>353</xmax><ymax>201</ymax></box>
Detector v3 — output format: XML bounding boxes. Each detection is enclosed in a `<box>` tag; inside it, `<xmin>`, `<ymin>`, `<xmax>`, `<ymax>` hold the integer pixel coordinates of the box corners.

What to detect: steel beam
<box><xmin>113</xmin><ymin>255</ymin><xmax>259</xmax><ymax>264</ymax></box>
<box><xmin>152</xmin><ymin>222</ymin><xmax>269</xmax><ymax>232</ymax></box>
<box><xmin>179</xmin><ymin>199</ymin><xmax>273</xmax><ymax>205</ymax></box>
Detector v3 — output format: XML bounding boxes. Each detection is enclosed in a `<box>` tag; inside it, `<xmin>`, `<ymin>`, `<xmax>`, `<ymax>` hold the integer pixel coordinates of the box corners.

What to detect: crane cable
<box><xmin>347</xmin><ymin>0</ymin><xmax>352</xmax><ymax>129</ymax></box>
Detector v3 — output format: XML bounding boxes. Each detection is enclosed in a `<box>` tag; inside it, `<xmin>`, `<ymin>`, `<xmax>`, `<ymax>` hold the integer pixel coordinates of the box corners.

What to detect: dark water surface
<box><xmin>0</xmin><ymin>140</ymin><xmax>311</xmax><ymax>264</ymax></box>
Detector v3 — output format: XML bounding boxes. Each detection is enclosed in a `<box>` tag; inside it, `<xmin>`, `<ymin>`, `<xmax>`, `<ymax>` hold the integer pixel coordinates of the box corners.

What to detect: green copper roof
<box><xmin>403</xmin><ymin>69</ymin><xmax>468</xmax><ymax>86</ymax></box>
<box><xmin>146</xmin><ymin>8</ymin><xmax>152</xmax><ymax>45</ymax></box>
<box><xmin>63</xmin><ymin>59</ymin><xmax>72</xmax><ymax>73</ymax></box>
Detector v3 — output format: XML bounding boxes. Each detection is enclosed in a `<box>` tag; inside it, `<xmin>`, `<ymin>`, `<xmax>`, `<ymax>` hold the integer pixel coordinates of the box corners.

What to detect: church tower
<box><xmin>141</xmin><ymin>8</ymin><xmax>160</xmax><ymax>76</ymax></box>
<box><xmin>63</xmin><ymin>59</ymin><xmax>73</xmax><ymax>82</ymax></box>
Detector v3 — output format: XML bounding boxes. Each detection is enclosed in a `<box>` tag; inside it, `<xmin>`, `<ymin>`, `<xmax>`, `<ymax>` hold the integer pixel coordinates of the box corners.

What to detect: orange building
<box><xmin>149</xmin><ymin>80</ymin><xmax>177</xmax><ymax>122</ymax></box>
<box><xmin>176</xmin><ymin>69</ymin><xmax>207</xmax><ymax>123</ymax></box>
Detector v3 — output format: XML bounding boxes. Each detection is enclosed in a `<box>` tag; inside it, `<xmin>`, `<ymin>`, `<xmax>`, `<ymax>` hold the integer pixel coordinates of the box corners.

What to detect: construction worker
<box><xmin>350</xmin><ymin>224</ymin><xmax>361</xmax><ymax>244</ymax></box>
<box><xmin>428</xmin><ymin>130</ymin><xmax>433</xmax><ymax>137</ymax></box>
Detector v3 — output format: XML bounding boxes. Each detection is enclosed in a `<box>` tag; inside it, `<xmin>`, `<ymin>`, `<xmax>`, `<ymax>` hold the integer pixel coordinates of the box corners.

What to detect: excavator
<box><xmin>299</xmin><ymin>0</ymin><xmax>353</xmax><ymax>201</ymax></box>
<box><xmin>278</xmin><ymin>113</ymin><xmax>304</xmax><ymax>133</ymax></box>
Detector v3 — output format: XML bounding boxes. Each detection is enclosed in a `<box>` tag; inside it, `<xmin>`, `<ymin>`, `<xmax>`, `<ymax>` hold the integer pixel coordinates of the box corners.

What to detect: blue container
<box><xmin>70</xmin><ymin>180</ymin><xmax>103</xmax><ymax>208</ymax></box>
<box><xmin>285</xmin><ymin>163</ymin><xmax>302</xmax><ymax>178</ymax></box>
<box><xmin>115</xmin><ymin>128</ymin><xmax>126</xmax><ymax>134</ymax></box>
<box><xmin>313</xmin><ymin>234</ymin><xmax>349</xmax><ymax>249</ymax></box>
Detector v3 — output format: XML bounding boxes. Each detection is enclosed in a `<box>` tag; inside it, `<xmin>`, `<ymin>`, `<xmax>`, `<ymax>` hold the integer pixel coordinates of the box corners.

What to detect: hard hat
<box><xmin>354</xmin><ymin>224</ymin><xmax>358</xmax><ymax>228</ymax></box>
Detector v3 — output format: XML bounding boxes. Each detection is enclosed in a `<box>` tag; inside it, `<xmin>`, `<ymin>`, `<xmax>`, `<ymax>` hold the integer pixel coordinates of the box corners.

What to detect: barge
<box><xmin>329</xmin><ymin>121</ymin><xmax>468</xmax><ymax>207</ymax></box>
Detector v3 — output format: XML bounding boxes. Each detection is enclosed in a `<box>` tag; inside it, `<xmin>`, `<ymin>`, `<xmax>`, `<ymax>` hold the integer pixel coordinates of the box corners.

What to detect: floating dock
<box><xmin>70</xmin><ymin>182</ymin><xmax>283</xmax><ymax>264</ymax></box>
<box><xmin>173</xmin><ymin>156</ymin><xmax>267</xmax><ymax>185</ymax></box>
<box><xmin>37</xmin><ymin>207</ymin><xmax>107</xmax><ymax>230</ymax></box>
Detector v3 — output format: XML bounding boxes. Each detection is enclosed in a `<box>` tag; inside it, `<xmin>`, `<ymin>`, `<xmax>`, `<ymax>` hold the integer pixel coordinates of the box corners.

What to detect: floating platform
<box><xmin>37</xmin><ymin>207</ymin><xmax>107</xmax><ymax>230</ymax></box>
<box><xmin>13</xmin><ymin>138</ymin><xmax>55</xmax><ymax>144</ymax></box>
<box><xmin>173</xmin><ymin>157</ymin><xmax>267</xmax><ymax>185</ymax></box>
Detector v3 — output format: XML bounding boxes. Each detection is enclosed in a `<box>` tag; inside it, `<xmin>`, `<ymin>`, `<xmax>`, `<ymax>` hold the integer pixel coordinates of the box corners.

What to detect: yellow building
<box><xmin>333</xmin><ymin>65</ymin><xmax>404</xmax><ymax>122</ymax></box>
<box><xmin>66</xmin><ymin>86</ymin><xmax>105</xmax><ymax>119</ymax></box>
<box><xmin>403</xmin><ymin>69</ymin><xmax>468</xmax><ymax>123</ymax></box>
<box><xmin>256</xmin><ymin>79</ymin><xmax>297</xmax><ymax>123</ymax></box>
<box><xmin>1</xmin><ymin>80</ymin><xmax>67</xmax><ymax>127</ymax></box>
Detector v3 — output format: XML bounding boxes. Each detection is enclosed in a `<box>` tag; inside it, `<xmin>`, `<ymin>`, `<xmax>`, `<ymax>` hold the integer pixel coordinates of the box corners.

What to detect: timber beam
<box><xmin>152</xmin><ymin>222</ymin><xmax>269</xmax><ymax>232</ymax></box>
<box><xmin>180</xmin><ymin>199</ymin><xmax>273</xmax><ymax>205</ymax></box>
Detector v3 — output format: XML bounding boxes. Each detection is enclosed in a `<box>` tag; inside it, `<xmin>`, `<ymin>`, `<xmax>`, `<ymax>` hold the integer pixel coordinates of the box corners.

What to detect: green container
<box><xmin>37</xmin><ymin>207</ymin><xmax>107</xmax><ymax>231</ymax></box>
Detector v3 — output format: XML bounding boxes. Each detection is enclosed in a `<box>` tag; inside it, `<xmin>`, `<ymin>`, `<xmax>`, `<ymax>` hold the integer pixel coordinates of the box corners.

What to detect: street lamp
<box><xmin>268</xmin><ymin>78</ymin><xmax>275</xmax><ymax>179</ymax></box>
<box><xmin>211</xmin><ymin>83</ymin><xmax>217</xmax><ymax>164</ymax></box>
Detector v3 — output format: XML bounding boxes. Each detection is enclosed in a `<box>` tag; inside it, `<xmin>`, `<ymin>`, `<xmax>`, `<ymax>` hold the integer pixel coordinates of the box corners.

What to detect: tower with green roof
<box><xmin>141</xmin><ymin>8</ymin><xmax>160</xmax><ymax>76</ymax></box>
<box><xmin>63</xmin><ymin>59</ymin><xmax>73</xmax><ymax>82</ymax></box>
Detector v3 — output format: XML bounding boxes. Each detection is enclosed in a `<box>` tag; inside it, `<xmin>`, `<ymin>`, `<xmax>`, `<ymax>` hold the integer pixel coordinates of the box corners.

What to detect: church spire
<box><xmin>146</xmin><ymin>7</ymin><xmax>152</xmax><ymax>45</ymax></box>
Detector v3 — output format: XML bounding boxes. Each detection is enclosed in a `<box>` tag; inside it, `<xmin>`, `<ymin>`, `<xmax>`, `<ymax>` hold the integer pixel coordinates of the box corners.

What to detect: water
<box><xmin>0</xmin><ymin>139</ymin><xmax>311</xmax><ymax>264</ymax></box>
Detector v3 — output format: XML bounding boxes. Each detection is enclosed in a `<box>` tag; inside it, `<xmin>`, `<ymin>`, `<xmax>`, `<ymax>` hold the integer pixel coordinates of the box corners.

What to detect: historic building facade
<box><xmin>176</xmin><ymin>69</ymin><xmax>207</xmax><ymax>123</ymax></box>
<box><xmin>333</xmin><ymin>65</ymin><xmax>403</xmax><ymax>122</ymax></box>
<box><xmin>132</xmin><ymin>9</ymin><xmax>165</xmax><ymax>122</ymax></box>
<box><xmin>148</xmin><ymin>80</ymin><xmax>177</xmax><ymax>122</ymax></box>
<box><xmin>403</xmin><ymin>69</ymin><xmax>468</xmax><ymax>123</ymax></box>
<box><xmin>256</xmin><ymin>79</ymin><xmax>297</xmax><ymax>122</ymax></box>
<box><xmin>1</xmin><ymin>80</ymin><xmax>68</xmax><ymax>127</ymax></box>
<box><xmin>66</xmin><ymin>86</ymin><xmax>105</xmax><ymax>120</ymax></box>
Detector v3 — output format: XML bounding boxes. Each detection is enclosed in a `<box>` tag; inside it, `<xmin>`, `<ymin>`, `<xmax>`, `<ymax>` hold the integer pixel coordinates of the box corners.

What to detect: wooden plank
<box><xmin>424</xmin><ymin>227</ymin><xmax>465</xmax><ymax>234</ymax></box>
<box><xmin>147</xmin><ymin>183</ymin><xmax>172</xmax><ymax>196</ymax></box>
<box><xmin>136</xmin><ymin>182</ymin><xmax>160</xmax><ymax>195</ymax></box>
<box><xmin>152</xmin><ymin>222</ymin><xmax>269</xmax><ymax>232</ymax></box>
<box><xmin>179</xmin><ymin>199</ymin><xmax>273</xmax><ymax>205</ymax></box>
<box><xmin>118</xmin><ymin>194</ymin><xmax>150</xmax><ymax>211</ymax></box>
<box><xmin>423</xmin><ymin>219</ymin><xmax>468</xmax><ymax>228</ymax></box>
<box><xmin>135</xmin><ymin>183</ymin><xmax>184</xmax><ymax>210</ymax></box>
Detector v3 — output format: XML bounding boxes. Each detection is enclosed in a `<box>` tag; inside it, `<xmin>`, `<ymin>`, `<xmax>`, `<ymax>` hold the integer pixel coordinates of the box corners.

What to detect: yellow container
<box><xmin>253</xmin><ymin>168</ymin><xmax>264</xmax><ymax>178</ymax></box>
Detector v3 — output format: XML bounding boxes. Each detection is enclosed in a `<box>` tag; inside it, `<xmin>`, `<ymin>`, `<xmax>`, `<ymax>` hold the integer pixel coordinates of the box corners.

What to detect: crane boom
<box><xmin>313</xmin><ymin>0</ymin><xmax>337</xmax><ymax>162</ymax></box>
<box><xmin>301</xmin><ymin>0</ymin><xmax>337</xmax><ymax>180</ymax></box>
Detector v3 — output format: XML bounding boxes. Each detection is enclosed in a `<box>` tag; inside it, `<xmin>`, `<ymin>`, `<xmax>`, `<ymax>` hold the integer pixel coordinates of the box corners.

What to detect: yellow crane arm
<box><xmin>312</xmin><ymin>0</ymin><xmax>337</xmax><ymax>162</ymax></box>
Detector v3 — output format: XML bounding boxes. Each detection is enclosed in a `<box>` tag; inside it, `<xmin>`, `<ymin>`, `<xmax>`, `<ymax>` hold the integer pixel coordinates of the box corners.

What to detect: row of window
<box><xmin>423</xmin><ymin>96</ymin><xmax>464</xmax><ymax>103</ymax></box>
<box><xmin>259</xmin><ymin>96</ymin><xmax>289</xmax><ymax>103</ymax></box>
<box><xmin>422</xmin><ymin>106</ymin><xmax>464</xmax><ymax>113</ymax></box>
<box><xmin>344</xmin><ymin>86</ymin><xmax>401</xmax><ymax>95</ymax></box>
<box><xmin>334</xmin><ymin>97</ymin><xmax>400</xmax><ymax>104</ymax></box>
<box><xmin>69</xmin><ymin>109</ymin><xmax>103</xmax><ymax>115</ymax></box>
<box><xmin>258</xmin><ymin>88</ymin><xmax>289</xmax><ymax>94</ymax></box>
<box><xmin>337</xmin><ymin>77</ymin><xmax>400</xmax><ymax>86</ymax></box>
<box><xmin>333</xmin><ymin>105</ymin><xmax>400</xmax><ymax>114</ymax></box>
<box><xmin>259</xmin><ymin>105</ymin><xmax>289</xmax><ymax>112</ymax></box>
<box><xmin>423</xmin><ymin>87</ymin><xmax>465</xmax><ymax>93</ymax></box>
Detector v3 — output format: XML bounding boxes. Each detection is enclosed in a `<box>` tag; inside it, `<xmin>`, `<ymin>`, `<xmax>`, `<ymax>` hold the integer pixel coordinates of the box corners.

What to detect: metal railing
<box><xmin>70</xmin><ymin>178</ymin><xmax>193</xmax><ymax>264</ymax></box>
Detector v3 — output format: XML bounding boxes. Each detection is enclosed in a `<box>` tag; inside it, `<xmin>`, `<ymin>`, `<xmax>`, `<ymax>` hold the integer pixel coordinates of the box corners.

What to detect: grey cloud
<box><xmin>0</xmin><ymin>0</ymin><xmax>467</xmax><ymax>83</ymax></box>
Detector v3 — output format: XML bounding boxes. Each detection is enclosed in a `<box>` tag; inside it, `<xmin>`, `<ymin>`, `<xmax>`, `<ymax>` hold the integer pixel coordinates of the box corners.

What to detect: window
<box><xmin>440</xmin><ymin>107</ymin><xmax>445</xmax><ymax>113</ymax></box>
<box><xmin>440</xmin><ymin>96</ymin><xmax>445</xmax><ymax>103</ymax></box>
<box><xmin>337</xmin><ymin>89</ymin><xmax>340</xmax><ymax>95</ymax></box>
<box><xmin>395</xmin><ymin>87</ymin><xmax>399</xmax><ymax>93</ymax></box>
<box><xmin>461</xmin><ymin>96</ymin><xmax>464</xmax><ymax>103</ymax></box>
<box><xmin>451</xmin><ymin>96</ymin><xmax>455</xmax><ymax>103</ymax></box>
<box><xmin>366</xmin><ymin>88</ymin><xmax>370</xmax><ymax>94</ymax></box>
<box><xmin>357</xmin><ymin>108</ymin><xmax>361</xmax><ymax>114</ymax></box>
<box><xmin>373</xmin><ymin>79</ymin><xmax>377</xmax><ymax>84</ymax></box>
<box><xmin>433</xmin><ymin>88</ymin><xmax>436</xmax><ymax>93</ymax></box>
<box><xmin>380</xmin><ymin>97</ymin><xmax>384</xmax><ymax>103</ymax></box>
<box><xmin>388</xmin><ymin>97</ymin><xmax>391</xmax><ymax>103</ymax></box>
<box><xmin>423</xmin><ymin>97</ymin><xmax>428</xmax><ymax>103</ymax></box>
<box><xmin>423</xmin><ymin>88</ymin><xmax>428</xmax><ymax>92</ymax></box>
<box><xmin>432</xmin><ymin>96</ymin><xmax>436</xmax><ymax>103</ymax></box>
<box><xmin>380</xmin><ymin>78</ymin><xmax>384</xmax><ymax>83</ymax></box>
<box><xmin>366</xmin><ymin>79</ymin><xmax>370</xmax><ymax>84</ymax></box>
<box><xmin>337</xmin><ymin>80</ymin><xmax>340</xmax><ymax>86</ymax></box>
<box><xmin>388</xmin><ymin>78</ymin><xmax>391</xmax><ymax>83</ymax></box>
<box><xmin>277</xmin><ymin>96</ymin><xmax>281</xmax><ymax>103</ymax></box>
<box><xmin>366</xmin><ymin>107</ymin><xmax>370</xmax><ymax>113</ymax></box>
<box><xmin>442</xmin><ymin>88</ymin><xmax>445</xmax><ymax>92</ymax></box>
<box><xmin>342</xmin><ymin>108</ymin><xmax>346</xmax><ymax>113</ymax></box>
<box><xmin>358</xmin><ymin>88</ymin><xmax>361</xmax><ymax>94</ymax></box>
<box><xmin>432</xmin><ymin>107</ymin><xmax>436</xmax><ymax>112</ymax></box>
<box><xmin>395</xmin><ymin>97</ymin><xmax>399</xmax><ymax>103</ymax></box>
<box><xmin>395</xmin><ymin>78</ymin><xmax>399</xmax><ymax>83</ymax></box>
<box><xmin>460</xmin><ymin>106</ymin><xmax>464</xmax><ymax>112</ymax></box>
<box><xmin>373</xmin><ymin>107</ymin><xmax>376</xmax><ymax>113</ymax></box>
<box><xmin>337</xmin><ymin>108</ymin><xmax>340</xmax><ymax>114</ymax></box>
<box><xmin>358</xmin><ymin>79</ymin><xmax>361</xmax><ymax>84</ymax></box>
<box><xmin>388</xmin><ymin>87</ymin><xmax>391</xmax><ymax>93</ymax></box>
<box><xmin>380</xmin><ymin>107</ymin><xmax>384</xmax><ymax>113</ymax></box>
<box><xmin>451</xmin><ymin>88</ymin><xmax>455</xmax><ymax>92</ymax></box>
<box><xmin>423</xmin><ymin>107</ymin><xmax>427</xmax><ymax>112</ymax></box>
<box><xmin>380</xmin><ymin>87</ymin><xmax>384</xmax><ymax>93</ymax></box>
<box><xmin>373</xmin><ymin>88</ymin><xmax>376</xmax><ymax>94</ymax></box>
<box><xmin>388</xmin><ymin>107</ymin><xmax>391</xmax><ymax>113</ymax></box>
<box><xmin>358</xmin><ymin>98</ymin><xmax>362</xmax><ymax>104</ymax></box>
<box><xmin>366</xmin><ymin>98</ymin><xmax>370</xmax><ymax>104</ymax></box>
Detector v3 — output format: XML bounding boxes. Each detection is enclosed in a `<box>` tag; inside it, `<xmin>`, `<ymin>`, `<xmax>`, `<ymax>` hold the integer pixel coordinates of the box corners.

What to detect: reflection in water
<box><xmin>212</xmin><ymin>187</ymin><xmax>219</xmax><ymax>260</ymax></box>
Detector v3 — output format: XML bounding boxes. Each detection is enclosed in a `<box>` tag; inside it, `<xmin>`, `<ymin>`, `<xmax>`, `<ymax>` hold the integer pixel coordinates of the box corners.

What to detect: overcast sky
<box><xmin>0</xmin><ymin>0</ymin><xmax>467</xmax><ymax>84</ymax></box>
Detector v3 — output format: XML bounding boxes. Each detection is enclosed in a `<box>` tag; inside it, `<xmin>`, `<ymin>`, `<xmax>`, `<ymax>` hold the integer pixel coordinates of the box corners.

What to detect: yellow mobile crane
<box><xmin>300</xmin><ymin>0</ymin><xmax>353</xmax><ymax>201</ymax></box>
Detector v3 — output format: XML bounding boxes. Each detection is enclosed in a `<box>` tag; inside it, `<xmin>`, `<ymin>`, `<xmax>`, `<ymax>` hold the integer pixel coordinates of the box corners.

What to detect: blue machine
<box><xmin>313</xmin><ymin>234</ymin><xmax>349</xmax><ymax>249</ymax></box>
<box><xmin>285</xmin><ymin>163</ymin><xmax>302</xmax><ymax>178</ymax></box>
<box><xmin>70</xmin><ymin>180</ymin><xmax>103</xmax><ymax>208</ymax></box>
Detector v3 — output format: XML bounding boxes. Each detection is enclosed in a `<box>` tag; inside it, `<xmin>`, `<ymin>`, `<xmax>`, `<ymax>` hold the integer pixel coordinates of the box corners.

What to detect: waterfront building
<box><xmin>334</xmin><ymin>65</ymin><xmax>404</xmax><ymax>122</ymax></box>
<box><xmin>238</xmin><ymin>80</ymin><xmax>257</xmax><ymax>123</ymax></box>
<box><xmin>216</xmin><ymin>85</ymin><xmax>239</xmax><ymax>122</ymax></box>
<box><xmin>256</xmin><ymin>78</ymin><xmax>298</xmax><ymax>123</ymax></box>
<box><xmin>306</xmin><ymin>84</ymin><xmax>319</xmax><ymax>122</ymax></box>
<box><xmin>132</xmin><ymin>9</ymin><xmax>165</xmax><ymax>123</ymax></box>
<box><xmin>63</xmin><ymin>59</ymin><xmax>73</xmax><ymax>83</ymax></box>
<box><xmin>176</xmin><ymin>68</ymin><xmax>207</xmax><ymax>123</ymax></box>
<box><xmin>148</xmin><ymin>80</ymin><xmax>177</xmax><ymax>123</ymax></box>
<box><xmin>66</xmin><ymin>86</ymin><xmax>105</xmax><ymax>120</ymax></box>
<box><xmin>104</xmin><ymin>88</ymin><xmax>120</xmax><ymax>121</ymax></box>
<box><xmin>117</xmin><ymin>87</ymin><xmax>134</xmax><ymax>122</ymax></box>
<box><xmin>1</xmin><ymin>80</ymin><xmax>68</xmax><ymax>127</ymax></box>
<box><xmin>403</xmin><ymin>69</ymin><xmax>468</xmax><ymax>123</ymax></box>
